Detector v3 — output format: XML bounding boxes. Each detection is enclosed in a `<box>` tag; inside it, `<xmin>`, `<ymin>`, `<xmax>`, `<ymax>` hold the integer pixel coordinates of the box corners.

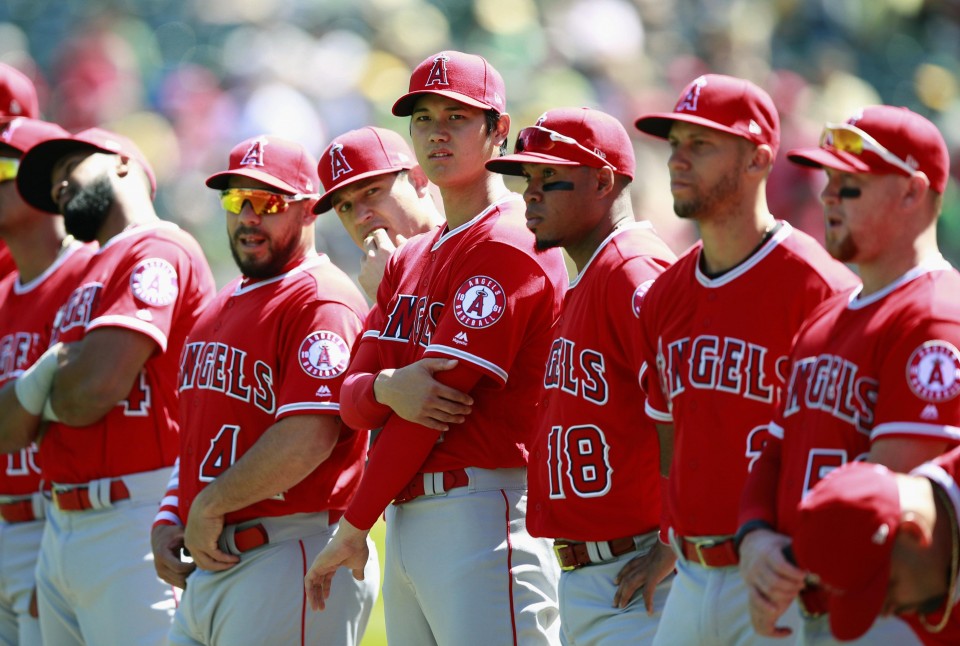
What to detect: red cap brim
<box><xmin>485</xmin><ymin>152</ymin><xmax>585</xmax><ymax>176</ymax></box>
<box><xmin>205</xmin><ymin>168</ymin><xmax>300</xmax><ymax>195</ymax></box>
<box><xmin>313</xmin><ymin>167</ymin><xmax>406</xmax><ymax>214</ymax></box>
<box><xmin>635</xmin><ymin>112</ymin><xmax>748</xmax><ymax>141</ymax></box>
<box><xmin>392</xmin><ymin>90</ymin><xmax>496</xmax><ymax>117</ymax></box>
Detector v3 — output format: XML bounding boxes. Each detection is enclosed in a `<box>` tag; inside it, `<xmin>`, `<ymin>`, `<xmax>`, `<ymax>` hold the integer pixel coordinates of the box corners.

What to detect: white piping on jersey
<box><xmin>427</xmin><ymin>344</ymin><xmax>509</xmax><ymax>383</ymax></box>
<box><xmin>13</xmin><ymin>240</ymin><xmax>87</xmax><ymax>295</ymax></box>
<box><xmin>645</xmin><ymin>400</ymin><xmax>672</xmax><ymax>423</ymax></box>
<box><xmin>430</xmin><ymin>192</ymin><xmax>524</xmax><ymax>252</ymax></box>
<box><xmin>768</xmin><ymin>421</ymin><xmax>784</xmax><ymax>440</ymax></box>
<box><xmin>569</xmin><ymin>221</ymin><xmax>655</xmax><ymax>289</ymax></box>
<box><xmin>846</xmin><ymin>254</ymin><xmax>953</xmax><ymax>310</ymax></box>
<box><xmin>694</xmin><ymin>220</ymin><xmax>793</xmax><ymax>288</ymax></box>
<box><xmin>277</xmin><ymin>401</ymin><xmax>340</xmax><ymax>417</ymax></box>
<box><xmin>232</xmin><ymin>253</ymin><xmax>329</xmax><ymax>296</ymax></box>
<box><xmin>88</xmin><ymin>314</ymin><xmax>169</xmax><ymax>352</ymax></box>
<box><xmin>361</xmin><ymin>329</ymin><xmax>381</xmax><ymax>341</ymax></box>
<box><xmin>97</xmin><ymin>221</ymin><xmax>182</xmax><ymax>253</ymax></box>
<box><xmin>871</xmin><ymin>422</ymin><xmax>960</xmax><ymax>443</ymax></box>
<box><xmin>912</xmin><ymin>462</ymin><xmax>960</xmax><ymax>606</ymax></box>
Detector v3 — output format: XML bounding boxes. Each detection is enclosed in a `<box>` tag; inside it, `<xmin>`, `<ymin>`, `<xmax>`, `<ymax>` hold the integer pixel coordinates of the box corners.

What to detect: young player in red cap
<box><xmin>633</xmin><ymin>74</ymin><xmax>859</xmax><ymax>645</ymax></box>
<box><xmin>314</xmin><ymin>126</ymin><xmax>443</xmax><ymax>300</ymax></box>
<box><xmin>7</xmin><ymin>127</ymin><xmax>215</xmax><ymax>645</ymax></box>
<box><xmin>0</xmin><ymin>117</ymin><xmax>95</xmax><ymax>646</ymax></box>
<box><xmin>0</xmin><ymin>63</ymin><xmax>41</xmax><ymax>281</ymax></box>
<box><xmin>305</xmin><ymin>51</ymin><xmax>568</xmax><ymax>645</ymax></box>
<box><xmin>738</xmin><ymin>105</ymin><xmax>960</xmax><ymax>645</ymax></box>
<box><xmin>147</xmin><ymin>135</ymin><xmax>379</xmax><ymax>645</ymax></box>
<box><xmin>486</xmin><ymin>106</ymin><xmax>677</xmax><ymax>643</ymax></box>
<box><xmin>789</xmin><ymin>452</ymin><xmax>960</xmax><ymax>644</ymax></box>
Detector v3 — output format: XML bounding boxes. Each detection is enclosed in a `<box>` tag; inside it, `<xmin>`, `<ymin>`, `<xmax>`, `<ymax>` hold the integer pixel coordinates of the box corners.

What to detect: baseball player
<box><xmin>305</xmin><ymin>51</ymin><xmax>568</xmax><ymax>645</ymax></box>
<box><xmin>485</xmin><ymin>106</ymin><xmax>677</xmax><ymax>644</ymax></box>
<box><xmin>788</xmin><ymin>452</ymin><xmax>960</xmax><ymax>644</ymax></box>
<box><xmin>0</xmin><ymin>117</ymin><xmax>95</xmax><ymax>646</ymax></box>
<box><xmin>633</xmin><ymin>74</ymin><xmax>860</xmax><ymax>646</ymax></box>
<box><xmin>149</xmin><ymin>135</ymin><xmax>379</xmax><ymax>645</ymax></box>
<box><xmin>314</xmin><ymin>126</ymin><xmax>443</xmax><ymax>301</ymax></box>
<box><xmin>0</xmin><ymin>63</ymin><xmax>40</xmax><ymax>282</ymax></box>
<box><xmin>738</xmin><ymin>105</ymin><xmax>960</xmax><ymax>645</ymax></box>
<box><xmin>10</xmin><ymin>127</ymin><xmax>216</xmax><ymax>644</ymax></box>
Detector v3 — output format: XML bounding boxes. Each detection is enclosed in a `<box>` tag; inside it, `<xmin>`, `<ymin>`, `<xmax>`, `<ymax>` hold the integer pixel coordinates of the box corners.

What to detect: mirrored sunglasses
<box><xmin>820</xmin><ymin>123</ymin><xmax>916</xmax><ymax>176</ymax></box>
<box><xmin>515</xmin><ymin>126</ymin><xmax>617</xmax><ymax>170</ymax></box>
<box><xmin>0</xmin><ymin>158</ymin><xmax>20</xmax><ymax>183</ymax></box>
<box><xmin>219</xmin><ymin>188</ymin><xmax>316</xmax><ymax>215</ymax></box>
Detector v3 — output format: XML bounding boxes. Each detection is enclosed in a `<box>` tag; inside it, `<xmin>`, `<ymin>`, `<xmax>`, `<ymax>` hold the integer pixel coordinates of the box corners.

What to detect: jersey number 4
<box><xmin>547</xmin><ymin>425</ymin><xmax>612</xmax><ymax>499</ymax></box>
<box><xmin>199</xmin><ymin>425</ymin><xmax>240</xmax><ymax>482</ymax></box>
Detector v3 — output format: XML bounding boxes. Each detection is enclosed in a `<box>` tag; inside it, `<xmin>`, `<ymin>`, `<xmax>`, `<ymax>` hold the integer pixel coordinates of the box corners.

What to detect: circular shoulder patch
<box><xmin>130</xmin><ymin>258</ymin><xmax>179</xmax><ymax>307</ymax></box>
<box><xmin>453</xmin><ymin>275</ymin><xmax>506</xmax><ymax>329</ymax></box>
<box><xmin>299</xmin><ymin>330</ymin><xmax>350</xmax><ymax>379</ymax></box>
<box><xmin>632</xmin><ymin>279</ymin><xmax>655</xmax><ymax>319</ymax></box>
<box><xmin>906</xmin><ymin>341</ymin><xmax>960</xmax><ymax>403</ymax></box>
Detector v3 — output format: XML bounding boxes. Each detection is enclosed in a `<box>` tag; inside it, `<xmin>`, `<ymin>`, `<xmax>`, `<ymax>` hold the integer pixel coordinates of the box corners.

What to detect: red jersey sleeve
<box><xmin>738</xmin><ymin>426</ymin><xmax>783</xmax><ymax>528</ymax></box>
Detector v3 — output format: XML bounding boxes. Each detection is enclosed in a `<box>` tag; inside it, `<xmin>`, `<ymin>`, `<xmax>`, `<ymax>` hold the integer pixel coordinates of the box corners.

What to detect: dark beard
<box><xmin>229</xmin><ymin>226</ymin><xmax>301</xmax><ymax>279</ymax></box>
<box><xmin>63</xmin><ymin>176</ymin><xmax>113</xmax><ymax>242</ymax></box>
<box><xmin>535</xmin><ymin>238</ymin><xmax>561</xmax><ymax>252</ymax></box>
<box><xmin>673</xmin><ymin>161</ymin><xmax>743</xmax><ymax>220</ymax></box>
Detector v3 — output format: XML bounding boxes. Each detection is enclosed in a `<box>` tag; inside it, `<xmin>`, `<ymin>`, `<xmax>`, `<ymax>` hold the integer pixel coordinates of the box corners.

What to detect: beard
<box><xmin>673</xmin><ymin>164</ymin><xmax>743</xmax><ymax>221</ymax></box>
<box><xmin>826</xmin><ymin>230</ymin><xmax>858</xmax><ymax>263</ymax></box>
<box><xmin>63</xmin><ymin>176</ymin><xmax>114</xmax><ymax>242</ymax></box>
<box><xmin>535</xmin><ymin>237</ymin><xmax>561</xmax><ymax>252</ymax></box>
<box><xmin>229</xmin><ymin>225</ymin><xmax>301</xmax><ymax>279</ymax></box>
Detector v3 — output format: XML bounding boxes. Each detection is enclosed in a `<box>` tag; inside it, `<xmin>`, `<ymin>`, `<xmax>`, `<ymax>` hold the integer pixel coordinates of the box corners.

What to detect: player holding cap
<box><xmin>305</xmin><ymin>51</ymin><xmax>568</xmax><ymax>645</ymax></box>
<box><xmin>789</xmin><ymin>453</ymin><xmax>960</xmax><ymax>644</ymax></box>
<box><xmin>8</xmin><ymin>127</ymin><xmax>215</xmax><ymax>644</ymax></box>
<box><xmin>0</xmin><ymin>63</ymin><xmax>41</xmax><ymax>281</ymax></box>
<box><xmin>0</xmin><ymin>117</ymin><xmax>95</xmax><ymax>646</ymax></box>
<box><xmin>314</xmin><ymin>126</ymin><xmax>443</xmax><ymax>301</ymax></box>
<box><xmin>738</xmin><ymin>105</ymin><xmax>960</xmax><ymax>644</ymax></box>
<box><xmin>633</xmin><ymin>74</ymin><xmax>859</xmax><ymax>645</ymax></box>
<box><xmin>486</xmin><ymin>106</ymin><xmax>677</xmax><ymax>643</ymax></box>
<box><xmin>152</xmin><ymin>135</ymin><xmax>379</xmax><ymax>645</ymax></box>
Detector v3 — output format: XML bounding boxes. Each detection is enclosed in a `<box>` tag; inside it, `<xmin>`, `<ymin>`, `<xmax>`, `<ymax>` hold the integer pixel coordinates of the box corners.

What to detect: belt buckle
<box><xmin>693</xmin><ymin>539</ymin><xmax>715</xmax><ymax>566</ymax></box>
<box><xmin>553</xmin><ymin>543</ymin><xmax>577</xmax><ymax>572</ymax></box>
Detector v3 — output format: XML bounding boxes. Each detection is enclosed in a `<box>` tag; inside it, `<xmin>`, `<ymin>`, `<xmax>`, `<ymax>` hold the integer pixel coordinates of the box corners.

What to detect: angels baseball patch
<box><xmin>632</xmin><ymin>279</ymin><xmax>655</xmax><ymax>318</ymax></box>
<box><xmin>453</xmin><ymin>275</ymin><xmax>505</xmax><ymax>329</ymax></box>
<box><xmin>130</xmin><ymin>258</ymin><xmax>179</xmax><ymax>307</ymax></box>
<box><xmin>299</xmin><ymin>330</ymin><xmax>350</xmax><ymax>379</ymax></box>
<box><xmin>906</xmin><ymin>341</ymin><xmax>960</xmax><ymax>402</ymax></box>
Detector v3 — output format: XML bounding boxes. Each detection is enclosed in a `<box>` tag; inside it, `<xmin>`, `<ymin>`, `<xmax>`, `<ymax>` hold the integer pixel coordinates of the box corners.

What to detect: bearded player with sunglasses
<box><xmin>738</xmin><ymin>106</ymin><xmax>960</xmax><ymax>644</ymax></box>
<box><xmin>7</xmin><ymin>126</ymin><xmax>215</xmax><ymax>645</ymax></box>
<box><xmin>149</xmin><ymin>135</ymin><xmax>378</xmax><ymax>646</ymax></box>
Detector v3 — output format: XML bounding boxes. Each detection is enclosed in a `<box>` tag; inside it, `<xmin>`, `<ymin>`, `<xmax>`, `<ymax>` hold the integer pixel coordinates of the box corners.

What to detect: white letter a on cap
<box><xmin>329</xmin><ymin>144</ymin><xmax>353</xmax><ymax>181</ymax></box>
<box><xmin>676</xmin><ymin>76</ymin><xmax>707</xmax><ymax>113</ymax></box>
<box><xmin>425</xmin><ymin>54</ymin><xmax>450</xmax><ymax>87</ymax></box>
<box><xmin>240</xmin><ymin>138</ymin><xmax>266</xmax><ymax>167</ymax></box>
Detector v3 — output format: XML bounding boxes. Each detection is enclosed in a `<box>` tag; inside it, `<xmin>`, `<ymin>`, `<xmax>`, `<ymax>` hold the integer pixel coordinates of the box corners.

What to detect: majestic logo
<box><xmin>907</xmin><ymin>341</ymin><xmax>960</xmax><ymax>403</ymax></box>
<box><xmin>453</xmin><ymin>331</ymin><xmax>469</xmax><ymax>346</ymax></box>
<box><xmin>424</xmin><ymin>54</ymin><xmax>450</xmax><ymax>87</ymax></box>
<box><xmin>299</xmin><ymin>331</ymin><xmax>350</xmax><ymax>379</ymax></box>
<box><xmin>675</xmin><ymin>76</ymin><xmax>707</xmax><ymax>112</ymax></box>
<box><xmin>329</xmin><ymin>143</ymin><xmax>353</xmax><ymax>181</ymax></box>
<box><xmin>239</xmin><ymin>138</ymin><xmax>266</xmax><ymax>167</ymax></box>
<box><xmin>632</xmin><ymin>279</ymin><xmax>655</xmax><ymax>319</ymax></box>
<box><xmin>315</xmin><ymin>384</ymin><xmax>332</xmax><ymax>398</ymax></box>
<box><xmin>453</xmin><ymin>276</ymin><xmax>505</xmax><ymax>329</ymax></box>
<box><xmin>130</xmin><ymin>258</ymin><xmax>179</xmax><ymax>307</ymax></box>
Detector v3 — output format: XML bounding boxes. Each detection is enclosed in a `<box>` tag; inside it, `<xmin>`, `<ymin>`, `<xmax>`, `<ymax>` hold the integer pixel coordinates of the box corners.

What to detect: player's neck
<box><xmin>97</xmin><ymin>198</ymin><xmax>160</xmax><ymax>246</ymax></box>
<box><xmin>438</xmin><ymin>173</ymin><xmax>512</xmax><ymax>229</ymax></box>
<box><xmin>697</xmin><ymin>207</ymin><xmax>777</xmax><ymax>275</ymax></box>
<box><xmin>857</xmin><ymin>226</ymin><xmax>940</xmax><ymax>297</ymax></box>
<box><xmin>3</xmin><ymin>219</ymin><xmax>67</xmax><ymax>283</ymax></box>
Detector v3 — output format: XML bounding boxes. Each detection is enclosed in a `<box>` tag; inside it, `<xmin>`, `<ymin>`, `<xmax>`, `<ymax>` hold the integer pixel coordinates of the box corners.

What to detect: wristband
<box><xmin>14</xmin><ymin>343</ymin><xmax>62</xmax><ymax>415</ymax></box>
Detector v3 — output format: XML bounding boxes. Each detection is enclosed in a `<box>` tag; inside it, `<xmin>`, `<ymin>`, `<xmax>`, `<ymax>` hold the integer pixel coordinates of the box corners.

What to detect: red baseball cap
<box><xmin>787</xmin><ymin>105</ymin><xmax>950</xmax><ymax>194</ymax></box>
<box><xmin>314</xmin><ymin>127</ymin><xmax>416</xmax><ymax>214</ymax></box>
<box><xmin>486</xmin><ymin>107</ymin><xmax>636</xmax><ymax>180</ymax></box>
<box><xmin>206</xmin><ymin>135</ymin><xmax>319</xmax><ymax>197</ymax></box>
<box><xmin>392</xmin><ymin>51</ymin><xmax>506</xmax><ymax>117</ymax></box>
<box><xmin>635</xmin><ymin>74</ymin><xmax>780</xmax><ymax>156</ymax></box>
<box><xmin>17</xmin><ymin>127</ymin><xmax>157</xmax><ymax>214</ymax></box>
<box><xmin>0</xmin><ymin>117</ymin><xmax>69</xmax><ymax>155</ymax></box>
<box><xmin>0</xmin><ymin>63</ymin><xmax>39</xmax><ymax>119</ymax></box>
<box><xmin>792</xmin><ymin>462</ymin><xmax>901</xmax><ymax>641</ymax></box>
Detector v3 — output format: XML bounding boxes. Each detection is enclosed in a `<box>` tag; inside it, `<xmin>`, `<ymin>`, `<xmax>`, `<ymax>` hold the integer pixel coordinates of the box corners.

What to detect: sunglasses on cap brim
<box><xmin>515</xmin><ymin>126</ymin><xmax>617</xmax><ymax>170</ymax></box>
<box><xmin>219</xmin><ymin>188</ymin><xmax>317</xmax><ymax>215</ymax></box>
<box><xmin>819</xmin><ymin>123</ymin><xmax>916</xmax><ymax>177</ymax></box>
<box><xmin>0</xmin><ymin>158</ymin><xmax>19</xmax><ymax>183</ymax></box>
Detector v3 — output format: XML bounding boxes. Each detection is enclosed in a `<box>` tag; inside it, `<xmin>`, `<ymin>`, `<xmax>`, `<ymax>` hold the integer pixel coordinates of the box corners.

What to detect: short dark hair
<box><xmin>485</xmin><ymin>109</ymin><xmax>508</xmax><ymax>156</ymax></box>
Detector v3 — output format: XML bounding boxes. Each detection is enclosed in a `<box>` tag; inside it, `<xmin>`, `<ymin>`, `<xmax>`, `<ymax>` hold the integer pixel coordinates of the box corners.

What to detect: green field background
<box><xmin>360</xmin><ymin>519</ymin><xmax>388</xmax><ymax>646</ymax></box>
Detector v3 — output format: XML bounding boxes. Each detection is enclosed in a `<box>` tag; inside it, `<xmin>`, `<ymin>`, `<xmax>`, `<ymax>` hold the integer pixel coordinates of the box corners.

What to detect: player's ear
<box><xmin>301</xmin><ymin>202</ymin><xmax>320</xmax><ymax>226</ymax></box>
<box><xmin>409</xmin><ymin>166</ymin><xmax>431</xmax><ymax>197</ymax></box>
<box><xmin>747</xmin><ymin>144</ymin><xmax>774</xmax><ymax>174</ymax></box>
<box><xmin>595</xmin><ymin>166</ymin><xmax>616</xmax><ymax>197</ymax></box>
<box><xmin>492</xmin><ymin>113</ymin><xmax>510</xmax><ymax>149</ymax></box>
<box><xmin>115</xmin><ymin>155</ymin><xmax>132</xmax><ymax>179</ymax></box>
<box><xmin>900</xmin><ymin>172</ymin><xmax>931</xmax><ymax>211</ymax></box>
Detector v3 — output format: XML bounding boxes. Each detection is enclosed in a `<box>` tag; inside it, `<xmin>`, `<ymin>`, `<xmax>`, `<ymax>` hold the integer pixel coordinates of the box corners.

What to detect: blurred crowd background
<box><xmin>2</xmin><ymin>0</ymin><xmax>958</xmax><ymax>286</ymax></box>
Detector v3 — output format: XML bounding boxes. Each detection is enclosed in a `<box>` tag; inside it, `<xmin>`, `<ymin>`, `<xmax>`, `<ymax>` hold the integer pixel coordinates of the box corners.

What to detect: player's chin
<box><xmin>534</xmin><ymin>236</ymin><xmax>561</xmax><ymax>252</ymax></box>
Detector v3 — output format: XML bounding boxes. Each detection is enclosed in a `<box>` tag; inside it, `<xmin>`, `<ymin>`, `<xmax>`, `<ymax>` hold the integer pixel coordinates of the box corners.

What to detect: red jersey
<box><xmin>0</xmin><ymin>241</ymin><xmax>95</xmax><ymax>495</ymax></box>
<box><xmin>528</xmin><ymin>222</ymin><xmax>675</xmax><ymax>541</ymax></box>
<box><xmin>639</xmin><ymin>222</ymin><xmax>858</xmax><ymax>538</ymax></box>
<box><xmin>44</xmin><ymin>223</ymin><xmax>215</xmax><ymax>484</ymax></box>
<box><xmin>342</xmin><ymin>194</ymin><xmax>568</xmax><ymax>529</ymax></box>
<box><xmin>742</xmin><ymin>260</ymin><xmax>960</xmax><ymax>538</ymax></box>
<box><xmin>0</xmin><ymin>243</ymin><xmax>14</xmax><ymax>281</ymax></box>
<box><xmin>177</xmin><ymin>254</ymin><xmax>370</xmax><ymax>525</ymax></box>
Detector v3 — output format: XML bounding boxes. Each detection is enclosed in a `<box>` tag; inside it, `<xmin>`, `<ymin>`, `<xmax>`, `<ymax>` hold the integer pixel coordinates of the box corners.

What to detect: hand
<box><xmin>374</xmin><ymin>358</ymin><xmax>473</xmax><ymax>431</ymax></box>
<box><xmin>183</xmin><ymin>490</ymin><xmax>240</xmax><ymax>572</ymax></box>
<box><xmin>613</xmin><ymin>541</ymin><xmax>676</xmax><ymax>611</ymax></box>
<box><xmin>358</xmin><ymin>230</ymin><xmax>405</xmax><ymax>301</ymax></box>
<box><xmin>739</xmin><ymin>529</ymin><xmax>807</xmax><ymax>637</ymax></box>
<box><xmin>305</xmin><ymin>518</ymin><xmax>370</xmax><ymax>611</ymax></box>
<box><xmin>151</xmin><ymin>523</ymin><xmax>197</xmax><ymax>588</ymax></box>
